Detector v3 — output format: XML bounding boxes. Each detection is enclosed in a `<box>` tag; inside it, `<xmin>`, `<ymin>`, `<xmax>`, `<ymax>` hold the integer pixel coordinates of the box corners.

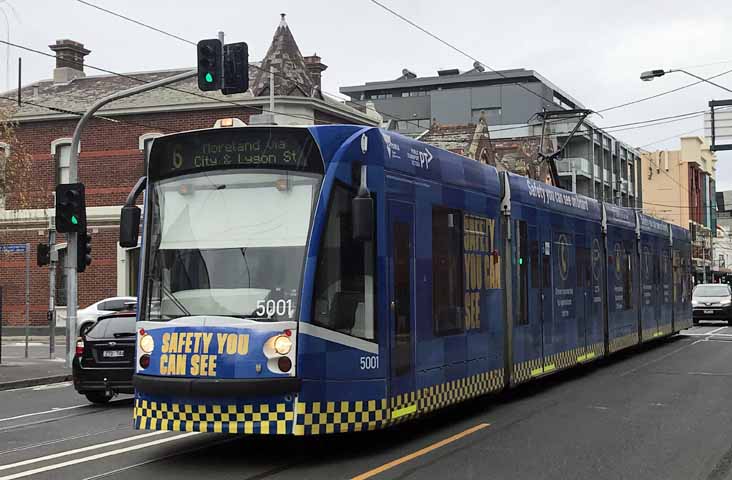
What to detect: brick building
<box><xmin>0</xmin><ymin>15</ymin><xmax>380</xmax><ymax>331</ymax></box>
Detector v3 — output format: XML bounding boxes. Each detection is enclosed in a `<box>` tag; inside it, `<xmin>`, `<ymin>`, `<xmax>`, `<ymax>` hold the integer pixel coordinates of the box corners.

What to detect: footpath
<box><xmin>0</xmin><ymin>336</ymin><xmax>71</xmax><ymax>391</ymax></box>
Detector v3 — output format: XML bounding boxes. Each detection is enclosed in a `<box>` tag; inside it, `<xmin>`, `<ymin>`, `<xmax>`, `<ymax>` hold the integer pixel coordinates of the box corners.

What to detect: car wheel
<box><xmin>693</xmin><ymin>319</ymin><xmax>699</xmax><ymax>326</ymax></box>
<box><xmin>85</xmin><ymin>392</ymin><xmax>113</xmax><ymax>404</ymax></box>
<box><xmin>79</xmin><ymin>322</ymin><xmax>94</xmax><ymax>336</ymax></box>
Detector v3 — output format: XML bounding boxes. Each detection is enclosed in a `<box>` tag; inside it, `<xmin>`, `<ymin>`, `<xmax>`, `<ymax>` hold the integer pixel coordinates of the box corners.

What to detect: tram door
<box><xmin>387</xmin><ymin>201</ymin><xmax>415</xmax><ymax>403</ymax></box>
<box><xmin>576</xmin><ymin>238</ymin><xmax>591</xmax><ymax>356</ymax></box>
<box><xmin>539</xmin><ymin>227</ymin><xmax>554</xmax><ymax>369</ymax></box>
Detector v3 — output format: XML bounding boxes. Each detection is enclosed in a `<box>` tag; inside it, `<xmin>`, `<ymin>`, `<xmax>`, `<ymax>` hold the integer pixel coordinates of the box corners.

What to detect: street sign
<box><xmin>705</xmin><ymin>100</ymin><xmax>732</xmax><ymax>152</ymax></box>
<box><xmin>0</xmin><ymin>243</ymin><xmax>28</xmax><ymax>253</ymax></box>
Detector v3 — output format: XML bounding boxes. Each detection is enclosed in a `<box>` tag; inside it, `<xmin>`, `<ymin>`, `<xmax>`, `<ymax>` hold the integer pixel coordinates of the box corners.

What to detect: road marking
<box><xmin>0</xmin><ymin>382</ymin><xmax>71</xmax><ymax>394</ymax></box>
<box><xmin>0</xmin><ymin>431</ymin><xmax>167</xmax><ymax>472</ymax></box>
<box><xmin>681</xmin><ymin>333</ymin><xmax>732</xmax><ymax>337</ymax></box>
<box><xmin>32</xmin><ymin>382</ymin><xmax>72</xmax><ymax>391</ymax></box>
<box><xmin>620</xmin><ymin>340</ymin><xmax>697</xmax><ymax>377</ymax></box>
<box><xmin>351</xmin><ymin>423</ymin><xmax>490</xmax><ymax>480</ymax></box>
<box><xmin>0</xmin><ymin>432</ymin><xmax>198</xmax><ymax>480</ymax></box>
<box><xmin>80</xmin><ymin>435</ymin><xmax>239</xmax><ymax>480</ymax></box>
<box><xmin>0</xmin><ymin>405</ymin><xmax>87</xmax><ymax>423</ymax></box>
<box><xmin>682</xmin><ymin>326</ymin><xmax>730</xmax><ymax>336</ymax></box>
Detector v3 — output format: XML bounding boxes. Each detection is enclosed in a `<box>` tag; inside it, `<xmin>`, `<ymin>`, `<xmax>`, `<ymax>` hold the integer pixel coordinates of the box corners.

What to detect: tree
<box><xmin>0</xmin><ymin>105</ymin><xmax>36</xmax><ymax>210</ymax></box>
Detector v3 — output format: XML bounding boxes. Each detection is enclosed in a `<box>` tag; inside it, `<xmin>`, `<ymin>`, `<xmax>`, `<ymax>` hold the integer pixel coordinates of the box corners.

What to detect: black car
<box><xmin>72</xmin><ymin>311</ymin><xmax>136</xmax><ymax>403</ymax></box>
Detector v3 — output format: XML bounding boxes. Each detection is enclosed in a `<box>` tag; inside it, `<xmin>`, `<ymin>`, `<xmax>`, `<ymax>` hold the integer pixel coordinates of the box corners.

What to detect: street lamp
<box><xmin>640</xmin><ymin>68</ymin><xmax>732</xmax><ymax>94</ymax></box>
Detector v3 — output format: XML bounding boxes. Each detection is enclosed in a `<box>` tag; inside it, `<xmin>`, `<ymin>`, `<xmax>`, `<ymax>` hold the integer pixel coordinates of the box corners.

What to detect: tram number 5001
<box><xmin>255</xmin><ymin>299</ymin><xmax>295</xmax><ymax>318</ymax></box>
<box><xmin>360</xmin><ymin>356</ymin><xmax>379</xmax><ymax>370</ymax></box>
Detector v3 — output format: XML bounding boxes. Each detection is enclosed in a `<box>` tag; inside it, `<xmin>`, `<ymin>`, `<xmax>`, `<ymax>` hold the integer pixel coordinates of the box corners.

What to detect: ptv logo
<box><xmin>417</xmin><ymin>149</ymin><xmax>433</xmax><ymax>169</ymax></box>
<box><xmin>409</xmin><ymin>147</ymin><xmax>433</xmax><ymax>169</ymax></box>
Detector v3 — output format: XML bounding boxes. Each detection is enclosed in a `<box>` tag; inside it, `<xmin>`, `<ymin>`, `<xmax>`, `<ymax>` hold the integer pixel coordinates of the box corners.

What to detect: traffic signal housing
<box><xmin>77</xmin><ymin>231</ymin><xmax>92</xmax><ymax>273</ymax></box>
<box><xmin>197</xmin><ymin>39</ymin><xmax>223</xmax><ymax>91</ymax></box>
<box><xmin>222</xmin><ymin>42</ymin><xmax>249</xmax><ymax>95</ymax></box>
<box><xmin>55</xmin><ymin>183</ymin><xmax>86</xmax><ymax>233</ymax></box>
<box><xmin>37</xmin><ymin>243</ymin><xmax>50</xmax><ymax>267</ymax></box>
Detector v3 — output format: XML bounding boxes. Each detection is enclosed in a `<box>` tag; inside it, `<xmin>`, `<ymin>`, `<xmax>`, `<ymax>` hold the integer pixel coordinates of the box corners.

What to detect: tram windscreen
<box><xmin>142</xmin><ymin>170</ymin><xmax>321</xmax><ymax>321</ymax></box>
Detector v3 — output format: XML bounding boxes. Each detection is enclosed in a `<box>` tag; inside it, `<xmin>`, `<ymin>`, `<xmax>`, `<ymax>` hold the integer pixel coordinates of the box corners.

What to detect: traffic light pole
<box><xmin>65</xmin><ymin>69</ymin><xmax>196</xmax><ymax>368</ymax></box>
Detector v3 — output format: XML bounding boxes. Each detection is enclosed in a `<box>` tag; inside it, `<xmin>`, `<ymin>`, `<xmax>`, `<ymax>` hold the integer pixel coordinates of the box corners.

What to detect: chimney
<box><xmin>48</xmin><ymin>39</ymin><xmax>91</xmax><ymax>84</ymax></box>
<box><xmin>303</xmin><ymin>53</ymin><xmax>327</xmax><ymax>91</ymax></box>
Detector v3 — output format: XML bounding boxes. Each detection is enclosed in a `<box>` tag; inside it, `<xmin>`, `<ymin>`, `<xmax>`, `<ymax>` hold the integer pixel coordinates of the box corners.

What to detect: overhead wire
<box><xmin>0</xmin><ymin>39</ymin><xmax>349</xmax><ymax>126</ymax></box>
<box><xmin>73</xmin><ymin>0</ymin><xmax>731</xmax><ymax>144</ymax></box>
<box><xmin>366</xmin><ymin>0</ymin><xmax>732</xmax><ymax>139</ymax></box>
<box><xmin>0</xmin><ymin>94</ymin><xmax>178</xmax><ymax>133</ymax></box>
<box><xmin>73</xmin><ymin>0</ymin><xmax>436</xmax><ymax>132</ymax></box>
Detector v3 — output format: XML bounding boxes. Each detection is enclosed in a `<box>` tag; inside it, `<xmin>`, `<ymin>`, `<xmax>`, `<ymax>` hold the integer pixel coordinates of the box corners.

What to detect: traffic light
<box><xmin>197</xmin><ymin>39</ymin><xmax>223</xmax><ymax>91</ymax></box>
<box><xmin>77</xmin><ymin>231</ymin><xmax>92</xmax><ymax>273</ymax></box>
<box><xmin>37</xmin><ymin>243</ymin><xmax>50</xmax><ymax>267</ymax></box>
<box><xmin>55</xmin><ymin>183</ymin><xmax>86</xmax><ymax>233</ymax></box>
<box><xmin>222</xmin><ymin>42</ymin><xmax>249</xmax><ymax>95</ymax></box>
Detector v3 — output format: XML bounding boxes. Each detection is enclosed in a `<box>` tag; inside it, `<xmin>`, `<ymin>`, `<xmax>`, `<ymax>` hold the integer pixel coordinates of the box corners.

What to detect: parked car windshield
<box><xmin>86</xmin><ymin>316</ymin><xmax>137</xmax><ymax>339</ymax></box>
<box><xmin>693</xmin><ymin>285</ymin><xmax>730</xmax><ymax>298</ymax></box>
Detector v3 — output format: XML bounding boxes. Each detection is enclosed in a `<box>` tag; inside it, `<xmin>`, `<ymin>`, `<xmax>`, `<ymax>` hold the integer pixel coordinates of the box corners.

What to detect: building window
<box><xmin>139</xmin><ymin>133</ymin><xmax>163</xmax><ymax>174</ymax></box>
<box><xmin>312</xmin><ymin>183</ymin><xmax>375</xmax><ymax>340</ymax></box>
<box><xmin>432</xmin><ymin>207</ymin><xmax>463</xmax><ymax>335</ymax></box>
<box><xmin>51</xmin><ymin>138</ymin><xmax>75</xmax><ymax>185</ymax></box>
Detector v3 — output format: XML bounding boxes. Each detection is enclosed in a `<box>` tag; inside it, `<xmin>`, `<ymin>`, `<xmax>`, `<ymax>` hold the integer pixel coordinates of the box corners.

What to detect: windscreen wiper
<box><xmin>161</xmin><ymin>285</ymin><xmax>192</xmax><ymax>317</ymax></box>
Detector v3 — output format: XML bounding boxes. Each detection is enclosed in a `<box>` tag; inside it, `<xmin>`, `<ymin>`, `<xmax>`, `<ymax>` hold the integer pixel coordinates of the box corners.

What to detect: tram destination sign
<box><xmin>148</xmin><ymin>127</ymin><xmax>323</xmax><ymax>180</ymax></box>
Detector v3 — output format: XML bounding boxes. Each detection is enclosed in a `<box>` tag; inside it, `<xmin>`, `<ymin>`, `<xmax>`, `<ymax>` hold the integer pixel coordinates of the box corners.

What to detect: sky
<box><xmin>1</xmin><ymin>0</ymin><xmax>731</xmax><ymax>187</ymax></box>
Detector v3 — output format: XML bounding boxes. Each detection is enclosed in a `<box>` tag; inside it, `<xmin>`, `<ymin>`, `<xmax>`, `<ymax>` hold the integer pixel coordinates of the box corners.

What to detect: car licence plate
<box><xmin>704</xmin><ymin>309</ymin><xmax>714</xmax><ymax>314</ymax></box>
<box><xmin>103</xmin><ymin>350</ymin><xmax>124</xmax><ymax>358</ymax></box>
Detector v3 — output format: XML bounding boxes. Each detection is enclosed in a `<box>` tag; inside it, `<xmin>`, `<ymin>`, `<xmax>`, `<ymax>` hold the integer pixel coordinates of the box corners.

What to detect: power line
<box><xmin>367</xmin><ymin>0</ymin><xmax>564</xmax><ymax>110</ymax></box>
<box><xmin>76</xmin><ymin>0</ymin><xmax>194</xmax><ymax>46</ymax></box>
<box><xmin>73</xmin><ymin>0</ymin><xmax>725</xmax><ymax>143</ymax></box>
<box><xmin>597</xmin><ymin>68</ymin><xmax>732</xmax><ymax>114</ymax></box>
<box><xmin>0</xmin><ymin>94</ymin><xmax>177</xmax><ymax>133</ymax></box>
<box><xmin>0</xmin><ymin>39</ymin><xmax>349</xmax><ymax>126</ymax></box>
<box><xmin>74</xmin><ymin>0</ymin><xmax>433</xmax><ymax>132</ymax></box>
<box><xmin>638</xmin><ymin>127</ymin><xmax>705</xmax><ymax>149</ymax></box>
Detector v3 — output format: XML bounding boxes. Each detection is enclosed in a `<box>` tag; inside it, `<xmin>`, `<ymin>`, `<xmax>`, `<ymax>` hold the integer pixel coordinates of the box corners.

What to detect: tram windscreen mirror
<box><xmin>352</xmin><ymin>195</ymin><xmax>373</xmax><ymax>241</ymax></box>
<box><xmin>119</xmin><ymin>205</ymin><xmax>141</xmax><ymax>248</ymax></box>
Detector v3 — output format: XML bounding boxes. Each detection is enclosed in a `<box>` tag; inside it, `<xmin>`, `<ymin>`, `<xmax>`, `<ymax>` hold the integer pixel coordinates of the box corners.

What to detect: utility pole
<box><xmin>48</xmin><ymin>225</ymin><xmax>56</xmax><ymax>360</ymax></box>
<box><xmin>703</xmin><ymin>231</ymin><xmax>707</xmax><ymax>283</ymax></box>
<box><xmin>64</xmin><ymin>69</ymin><xmax>197</xmax><ymax>368</ymax></box>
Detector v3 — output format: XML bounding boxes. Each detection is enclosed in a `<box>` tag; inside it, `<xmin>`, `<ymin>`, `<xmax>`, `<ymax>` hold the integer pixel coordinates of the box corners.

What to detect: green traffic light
<box><xmin>71</xmin><ymin>215</ymin><xmax>79</xmax><ymax>225</ymax></box>
<box><xmin>205</xmin><ymin>72</ymin><xmax>213</xmax><ymax>83</ymax></box>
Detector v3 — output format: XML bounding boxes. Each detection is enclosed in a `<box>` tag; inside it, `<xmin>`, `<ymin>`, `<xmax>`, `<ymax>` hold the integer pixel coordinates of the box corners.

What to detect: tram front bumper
<box><xmin>133</xmin><ymin>374</ymin><xmax>301</xmax><ymax>397</ymax></box>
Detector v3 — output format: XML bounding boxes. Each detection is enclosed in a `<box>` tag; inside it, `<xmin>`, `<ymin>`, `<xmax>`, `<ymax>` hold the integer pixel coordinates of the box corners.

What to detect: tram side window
<box><xmin>516</xmin><ymin>221</ymin><xmax>529</xmax><ymax>325</ymax></box>
<box><xmin>312</xmin><ymin>184</ymin><xmax>375</xmax><ymax>340</ymax></box>
<box><xmin>623</xmin><ymin>243</ymin><xmax>633</xmax><ymax>310</ymax></box>
<box><xmin>432</xmin><ymin>207</ymin><xmax>463</xmax><ymax>336</ymax></box>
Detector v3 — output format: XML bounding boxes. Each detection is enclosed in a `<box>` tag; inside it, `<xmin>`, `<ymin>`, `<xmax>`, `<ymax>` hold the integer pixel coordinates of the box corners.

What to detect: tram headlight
<box><xmin>273</xmin><ymin>335</ymin><xmax>292</xmax><ymax>355</ymax></box>
<box><xmin>139</xmin><ymin>334</ymin><xmax>155</xmax><ymax>354</ymax></box>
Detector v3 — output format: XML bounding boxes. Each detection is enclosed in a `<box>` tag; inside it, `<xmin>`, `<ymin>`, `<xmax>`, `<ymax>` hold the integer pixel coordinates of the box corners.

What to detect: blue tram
<box><xmin>121</xmin><ymin>124</ymin><xmax>692</xmax><ymax>435</ymax></box>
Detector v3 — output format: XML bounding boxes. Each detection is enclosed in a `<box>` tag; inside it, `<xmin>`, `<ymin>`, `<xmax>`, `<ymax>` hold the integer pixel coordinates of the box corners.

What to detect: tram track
<box><xmin>0</xmin><ymin>398</ymin><xmax>133</xmax><ymax>433</ymax></box>
<box><xmin>0</xmin><ymin>424</ymin><xmax>132</xmax><ymax>456</ymax></box>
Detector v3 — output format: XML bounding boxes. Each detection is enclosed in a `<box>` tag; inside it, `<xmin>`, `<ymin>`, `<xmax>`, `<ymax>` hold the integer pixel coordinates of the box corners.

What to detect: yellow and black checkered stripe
<box><xmin>294</xmin><ymin>399</ymin><xmax>387</xmax><ymax>435</ymax></box>
<box><xmin>609</xmin><ymin>331</ymin><xmax>639</xmax><ymax>353</ymax></box>
<box><xmin>133</xmin><ymin>400</ymin><xmax>294</xmax><ymax>434</ymax></box>
<box><xmin>134</xmin><ymin>368</ymin><xmax>505</xmax><ymax>436</ymax></box>
<box><xmin>512</xmin><ymin>342</ymin><xmax>604</xmax><ymax>384</ymax></box>
<box><xmin>513</xmin><ymin>356</ymin><xmax>543</xmax><ymax>384</ymax></box>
